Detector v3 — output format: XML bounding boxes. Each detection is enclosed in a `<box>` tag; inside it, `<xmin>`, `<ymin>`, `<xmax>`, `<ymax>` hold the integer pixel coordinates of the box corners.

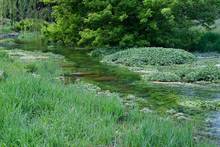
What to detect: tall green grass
<box><xmin>0</xmin><ymin>50</ymin><xmax>216</xmax><ymax>146</ymax></box>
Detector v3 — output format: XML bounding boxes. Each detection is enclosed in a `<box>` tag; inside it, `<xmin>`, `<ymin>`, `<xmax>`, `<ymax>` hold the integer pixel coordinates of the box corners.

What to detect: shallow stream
<box><xmin>2</xmin><ymin>40</ymin><xmax>220</xmax><ymax>143</ymax></box>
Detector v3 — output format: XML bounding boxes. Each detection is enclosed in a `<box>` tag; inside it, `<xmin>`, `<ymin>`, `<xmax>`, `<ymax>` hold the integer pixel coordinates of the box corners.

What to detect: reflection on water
<box><xmin>209</xmin><ymin>113</ymin><xmax>220</xmax><ymax>136</ymax></box>
<box><xmin>206</xmin><ymin>112</ymin><xmax>220</xmax><ymax>144</ymax></box>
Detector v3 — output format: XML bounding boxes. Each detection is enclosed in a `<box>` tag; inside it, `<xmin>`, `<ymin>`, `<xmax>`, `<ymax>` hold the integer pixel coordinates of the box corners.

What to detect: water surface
<box><xmin>1</xmin><ymin>40</ymin><xmax>220</xmax><ymax>142</ymax></box>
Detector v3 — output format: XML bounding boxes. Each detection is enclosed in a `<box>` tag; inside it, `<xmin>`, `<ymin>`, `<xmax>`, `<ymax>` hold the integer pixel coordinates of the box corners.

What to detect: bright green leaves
<box><xmin>78</xmin><ymin>28</ymin><xmax>104</xmax><ymax>47</ymax></box>
<box><xmin>139</xmin><ymin>8</ymin><xmax>152</xmax><ymax>24</ymax></box>
<box><xmin>84</xmin><ymin>4</ymin><xmax>113</xmax><ymax>26</ymax></box>
<box><xmin>44</xmin><ymin>0</ymin><xmax>220</xmax><ymax>49</ymax></box>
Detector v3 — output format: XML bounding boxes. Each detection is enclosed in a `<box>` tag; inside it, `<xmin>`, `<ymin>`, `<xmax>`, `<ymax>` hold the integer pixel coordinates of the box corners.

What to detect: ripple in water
<box><xmin>207</xmin><ymin>112</ymin><xmax>220</xmax><ymax>143</ymax></box>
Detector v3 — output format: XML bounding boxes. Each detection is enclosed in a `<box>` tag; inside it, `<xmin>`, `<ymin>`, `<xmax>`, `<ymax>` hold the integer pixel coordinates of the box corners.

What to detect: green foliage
<box><xmin>197</xmin><ymin>32</ymin><xmax>220</xmax><ymax>52</ymax></box>
<box><xmin>25</xmin><ymin>63</ymin><xmax>38</xmax><ymax>73</ymax></box>
<box><xmin>43</xmin><ymin>0</ymin><xmax>220</xmax><ymax>49</ymax></box>
<box><xmin>145</xmin><ymin>64</ymin><xmax>220</xmax><ymax>83</ymax></box>
<box><xmin>184</xmin><ymin>65</ymin><xmax>220</xmax><ymax>82</ymax></box>
<box><xmin>0</xmin><ymin>50</ymin><xmax>10</xmax><ymax>60</ymax></box>
<box><xmin>16</xmin><ymin>32</ymin><xmax>46</xmax><ymax>45</ymax></box>
<box><xmin>103</xmin><ymin>47</ymin><xmax>196</xmax><ymax>66</ymax></box>
<box><xmin>90</xmin><ymin>47</ymin><xmax>123</xmax><ymax>58</ymax></box>
<box><xmin>1</xmin><ymin>0</ymin><xmax>51</xmax><ymax>23</ymax></box>
<box><xmin>174</xmin><ymin>64</ymin><xmax>220</xmax><ymax>82</ymax></box>
<box><xmin>0</xmin><ymin>49</ymin><xmax>214</xmax><ymax>146</ymax></box>
<box><xmin>14</xmin><ymin>19</ymin><xmax>48</xmax><ymax>32</ymax></box>
<box><xmin>148</xmin><ymin>72</ymin><xmax>181</xmax><ymax>82</ymax></box>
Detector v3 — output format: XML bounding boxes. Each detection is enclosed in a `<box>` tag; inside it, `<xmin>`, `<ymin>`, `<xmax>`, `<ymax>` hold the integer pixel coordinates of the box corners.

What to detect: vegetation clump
<box><xmin>196</xmin><ymin>32</ymin><xmax>220</xmax><ymax>53</ymax></box>
<box><xmin>14</xmin><ymin>19</ymin><xmax>48</xmax><ymax>32</ymax></box>
<box><xmin>183</xmin><ymin>65</ymin><xmax>220</xmax><ymax>82</ymax></box>
<box><xmin>144</xmin><ymin>65</ymin><xmax>220</xmax><ymax>83</ymax></box>
<box><xmin>103</xmin><ymin>47</ymin><xmax>196</xmax><ymax>66</ymax></box>
<box><xmin>42</xmin><ymin>0</ymin><xmax>220</xmax><ymax>49</ymax></box>
<box><xmin>147</xmin><ymin>72</ymin><xmax>181</xmax><ymax>82</ymax></box>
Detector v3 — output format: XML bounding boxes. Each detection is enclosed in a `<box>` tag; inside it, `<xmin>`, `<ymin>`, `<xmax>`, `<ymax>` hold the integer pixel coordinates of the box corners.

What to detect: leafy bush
<box><xmin>196</xmin><ymin>32</ymin><xmax>220</xmax><ymax>52</ymax></box>
<box><xmin>103</xmin><ymin>47</ymin><xmax>196</xmax><ymax>66</ymax></box>
<box><xmin>143</xmin><ymin>65</ymin><xmax>220</xmax><ymax>83</ymax></box>
<box><xmin>44</xmin><ymin>0</ymin><xmax>220</xmax><ymax>49</ymax></box>
<box><xmin>172</xmin><ymin>65</ymin><xmax>220</xmax><ymax>82</ymax></box>
<box><xmin>90</xmin><ymin>47</ymin><xmax>124</xmax><ymax>57</ymax></box>
<box><xmin>14</xmin><ymin>19</ymin><xmax>48</xmax><ymax>32</ymax></box>
<box><xmin>197</xmin><ymin>65</ymin><xmax>220</xmax><ymax>81</ymax></box>
<box><xmin>147</xmin><ymin>72</ymin><xmax>181</xmax><ymax>82</ymax></box>
<box><xmin>184</xmin><ymin>65</ymin><xmax>220</xmax><ymax>82</ymax></box>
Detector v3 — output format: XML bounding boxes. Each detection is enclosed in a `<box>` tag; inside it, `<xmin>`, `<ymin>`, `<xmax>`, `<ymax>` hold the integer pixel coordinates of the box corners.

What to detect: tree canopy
<box><xmin>42</xmin><ymin>0</ymin><xmax>220</xmax><ymax>49</ymax></box>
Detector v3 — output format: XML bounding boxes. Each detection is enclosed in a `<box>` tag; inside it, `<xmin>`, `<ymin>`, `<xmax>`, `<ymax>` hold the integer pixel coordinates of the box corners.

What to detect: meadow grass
<box><xmin>0</xmin><ymin>50</ymin><xmax>216</xmax><ymax>146</ymax></box>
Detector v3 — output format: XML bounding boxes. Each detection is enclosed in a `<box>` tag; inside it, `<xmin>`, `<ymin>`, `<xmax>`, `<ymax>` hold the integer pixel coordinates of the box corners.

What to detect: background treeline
<box><xmin>197</xmin><ymin>19</ymin><xmax>220</xmax><ymax>52</ymax></box>
<box><xmin>0</xmin><ymin>0</ymin><xmax>51</xmax><ymax>24</ymax></box>
<box><xmin>1</xmin><ymin>0</ymin><xmax>220</xmax><ymax>52</ymax></box>
<box><xmin>42</xmin><ymin>0</ymin><xmax>220</xmax><ymax>51</ymax></box>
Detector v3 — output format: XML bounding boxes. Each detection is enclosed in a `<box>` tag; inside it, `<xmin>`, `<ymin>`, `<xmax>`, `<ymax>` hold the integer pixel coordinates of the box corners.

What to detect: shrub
<box><xmin>143</xmin><ymin>65</ymin><xmax>220</xmax><ymax>83</ymax></box>
<box><xmin>90</xmin><ymin>47</ymin><xmax>124</xmax><ymax>58</ymax></box>
<box><xmin>44</xmin><ymin>0</ymin><xmax>220</xmax><ymax>49</ymax></box>
<box><xmin>197</xmin><ymin>32</ymin><xmax>220</xmax><ymax>52</ymax></box>
<box><xmin>14</xmin><ymin>19</ymin><xmax>48</xmax><ymax>32</ymax></box>
<box><xmin>147</xmin><ymin>72</ymin><xmax>181</xmax><ymax>82</ymax></box>
<box><xmin>184</xmin><ymin>71</ymin><xmax>200</xmax><ymax>82</ymax></box>
<box><xmin>103</xmin><ymin>47</ymin><xmax>196</xmax><ymax>67</ymax></box>
<box><xmin>181</xmin><ymin>65</ymin><xmax>220</xmax><ymax>82</ymax></box>
<box><xmin>198</xmin><ymin>65</ymin><xmax>220</xmax><ymax>81</ymax></box>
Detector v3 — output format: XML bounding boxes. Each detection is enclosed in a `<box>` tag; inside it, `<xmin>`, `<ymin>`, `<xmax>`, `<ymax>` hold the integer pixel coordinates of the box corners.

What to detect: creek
<box><xmin>1</xmin><ymin>38</ymin><xmax>220</xmax><ymax>143</ymax></box>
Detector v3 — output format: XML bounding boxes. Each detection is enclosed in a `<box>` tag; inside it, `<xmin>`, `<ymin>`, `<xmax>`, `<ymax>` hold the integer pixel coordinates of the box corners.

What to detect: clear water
<box><xmin>2</xmin><ymin>40</ymin><xmax>220</xmax><ymax>142</ymax></box>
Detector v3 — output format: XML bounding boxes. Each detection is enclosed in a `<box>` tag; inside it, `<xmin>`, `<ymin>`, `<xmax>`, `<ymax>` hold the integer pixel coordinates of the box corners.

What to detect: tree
<box><xmin>43</xmin><ymin>0</ymin><xmax>220</xmax><ymax>49</ymax></box>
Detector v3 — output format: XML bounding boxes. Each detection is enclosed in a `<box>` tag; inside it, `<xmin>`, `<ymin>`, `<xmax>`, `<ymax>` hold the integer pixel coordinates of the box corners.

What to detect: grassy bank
<box><xmin>0</xmin><ymin>48</ymin><xmax>215</xmax><ymax>146</ymax></box>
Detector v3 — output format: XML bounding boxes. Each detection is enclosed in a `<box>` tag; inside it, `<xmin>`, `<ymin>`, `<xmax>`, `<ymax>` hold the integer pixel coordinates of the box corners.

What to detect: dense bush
<box><xmin>147</xmin><ymin>72</ymin><xmax>181</xmax><ymax>82</ymax></box>
<box><xmin>184</xmin><ymin>65</ymin><xmax>220</xmax><ymax>82</ymax></box>
<box><xmin>14</xmin><ymin>19</ymin><xmax>48</xmax><ymax>32</ymax></box>
<box><xmin>196</xmin><ymin>32</ymin><xmax>220</xmax><ymax>52</ymax></box>
<box><xmin>145</xmin><ymin>65</ymin><xmax>220</xmax><ymax>83</ymax></box>
<box><xmin>103</xmin><ymin>47</ymin><xmax>196</xmax><ymax>66</ymax></box>
<box><xmin>43</xmin><ymin>0</ymin><xmax>220</xmax><ymax>49</ymax></box>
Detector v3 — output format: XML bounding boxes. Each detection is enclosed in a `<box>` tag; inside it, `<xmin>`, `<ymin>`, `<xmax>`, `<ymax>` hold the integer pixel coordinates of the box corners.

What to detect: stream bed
<box><xmin>1</xmin><ymin>40</ymin><xmax>220</xmax><ymax>143</ymax></box>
